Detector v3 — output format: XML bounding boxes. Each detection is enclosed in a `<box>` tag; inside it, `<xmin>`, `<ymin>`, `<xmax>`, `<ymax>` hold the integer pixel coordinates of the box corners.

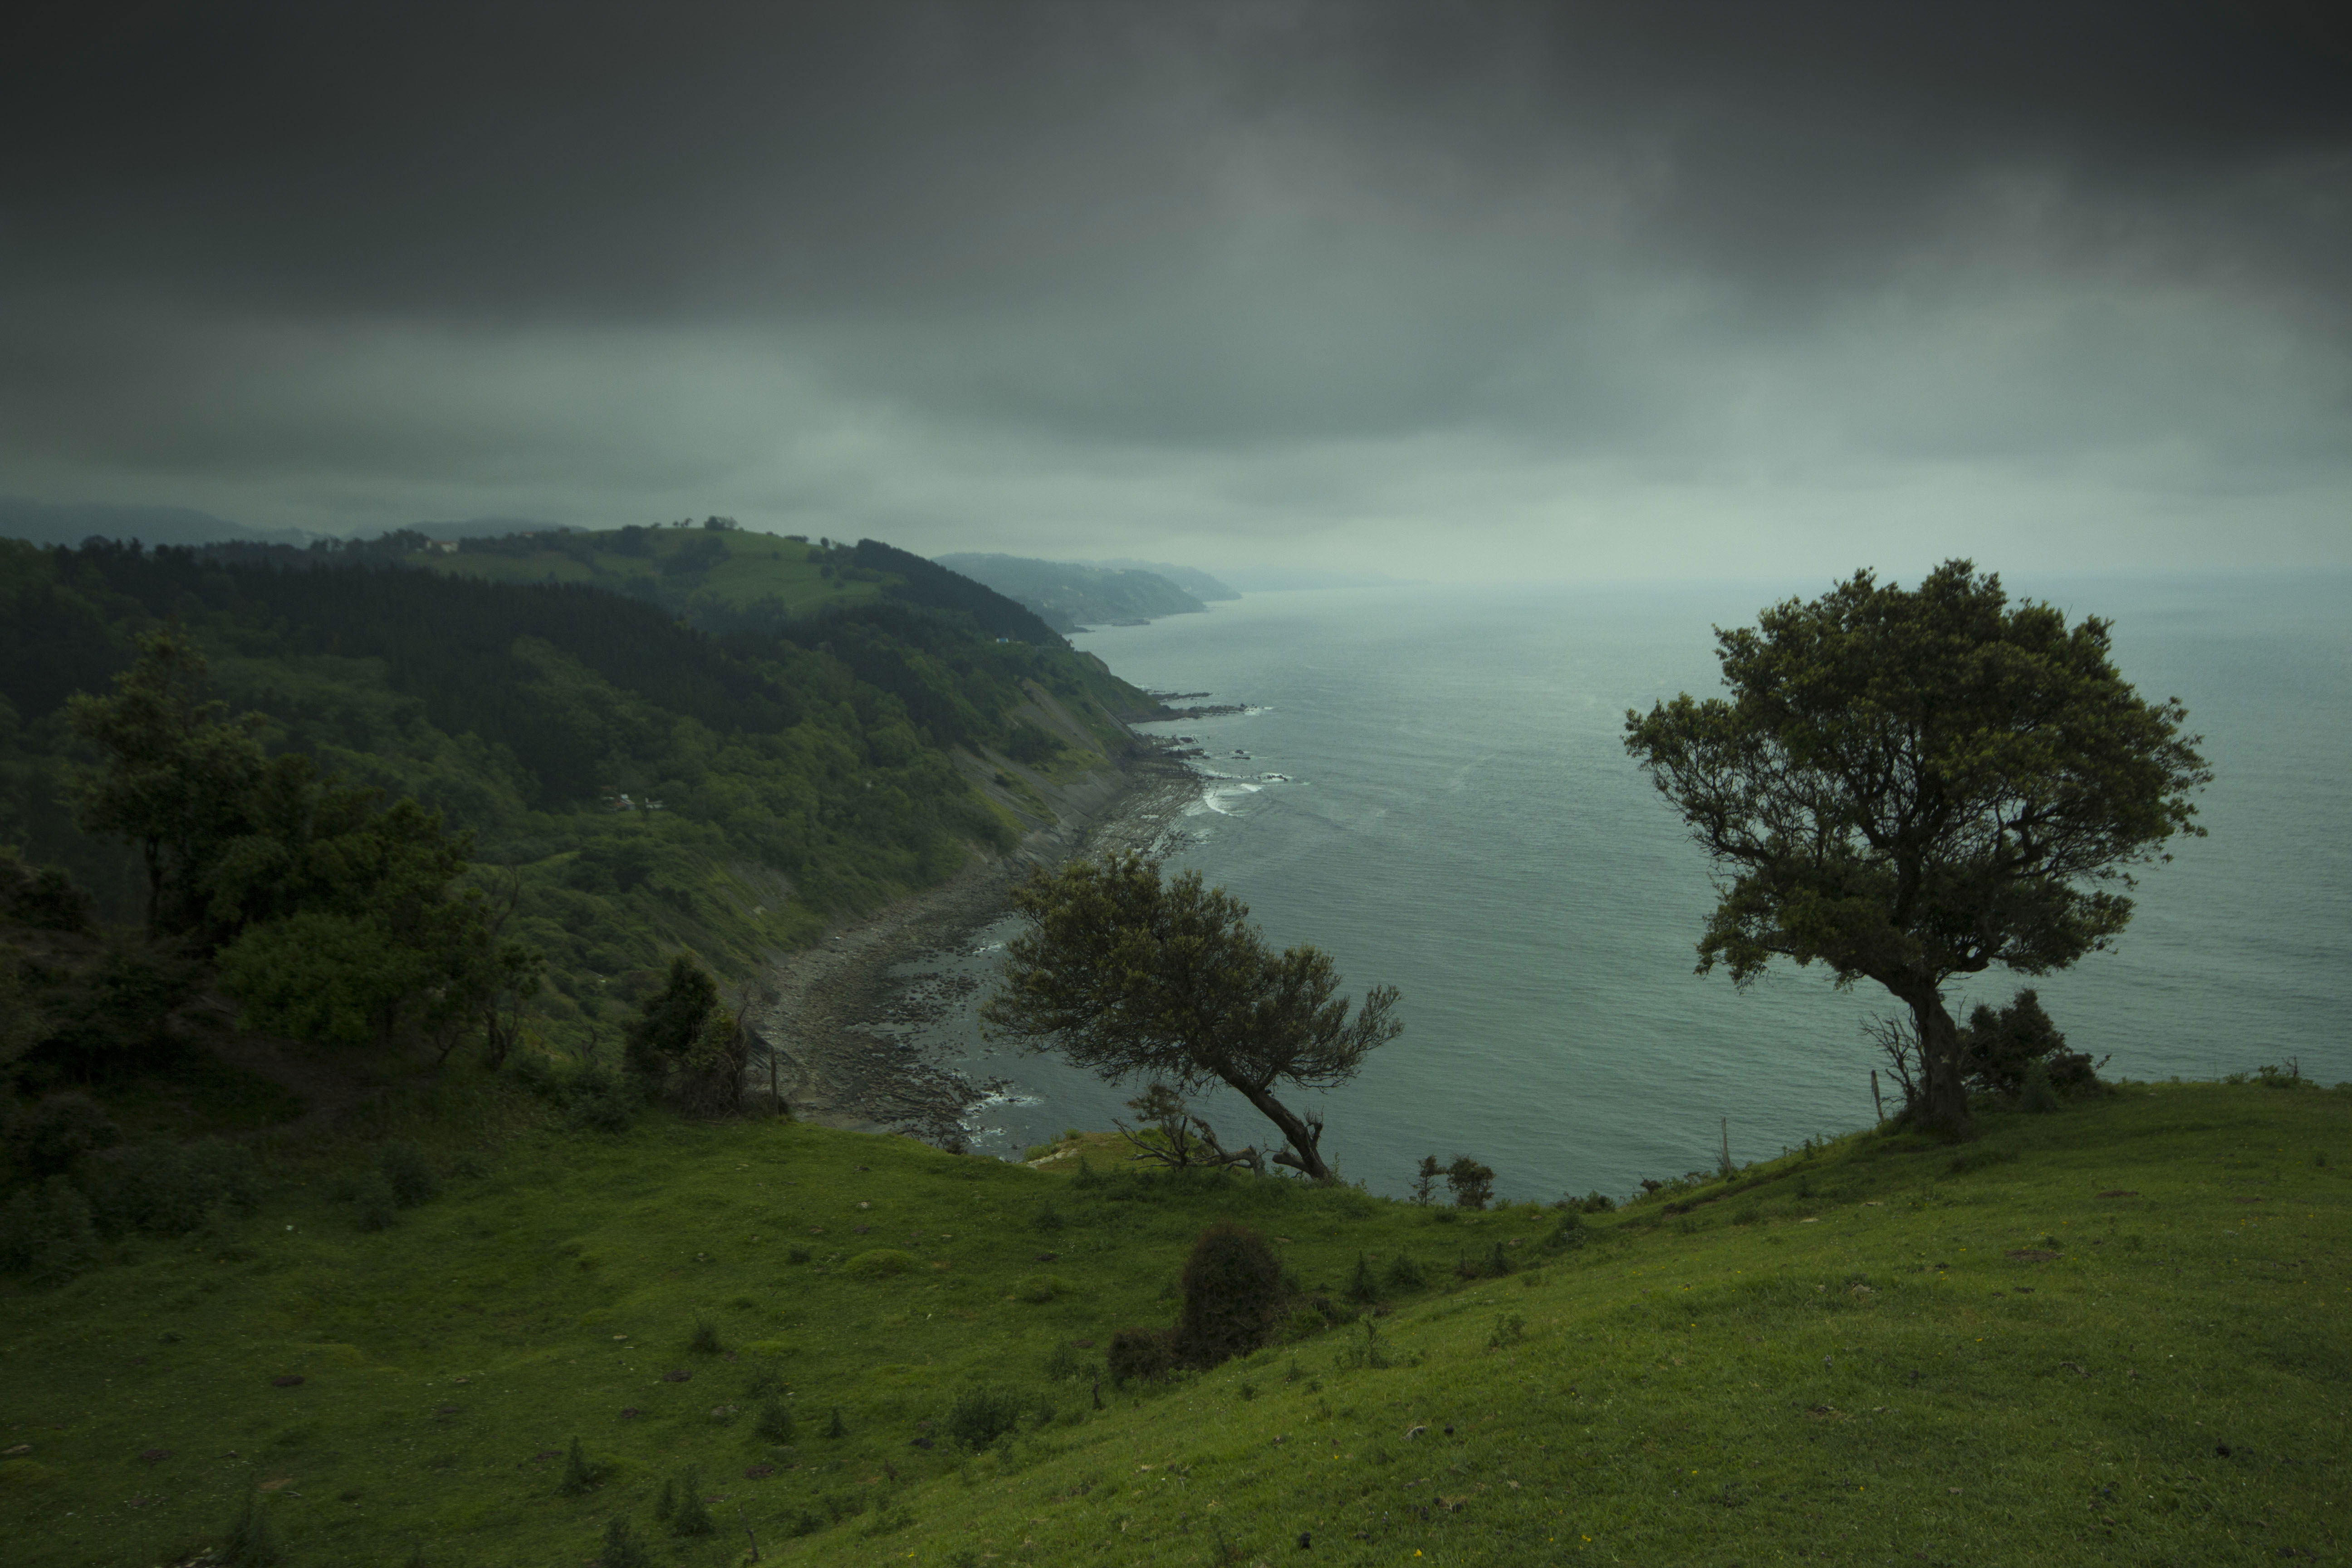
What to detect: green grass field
<box><xmin>3</xmin><ymin>1078</ymin><xmax>2344</xmax><ymax>1567</ymax></box>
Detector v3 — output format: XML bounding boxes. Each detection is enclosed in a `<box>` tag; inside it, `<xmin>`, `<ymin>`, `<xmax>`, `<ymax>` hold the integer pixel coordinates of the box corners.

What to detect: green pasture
<box><xmin>2</xmin><ymin>1078</ymin><xmax>2344</xmax><ymax>1566</ymax></box>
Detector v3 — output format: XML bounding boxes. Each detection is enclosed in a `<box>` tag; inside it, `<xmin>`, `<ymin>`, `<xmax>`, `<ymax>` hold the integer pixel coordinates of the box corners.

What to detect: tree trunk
<box><xmin>1907</xmin><ymin>986</ymin><xmax>1972</xmax><ymax>1136</ymax></box>
<box><xmin>1229</xmin><ymin>1079</ymin><xmax>1332</xmax><ymax>1181</ymax></box>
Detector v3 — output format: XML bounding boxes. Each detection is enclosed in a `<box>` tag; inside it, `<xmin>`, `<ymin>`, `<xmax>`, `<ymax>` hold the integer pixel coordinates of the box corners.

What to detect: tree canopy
<box><xmin>980</xmin><ymin>851</ymin><xmax>1399</xmax><ymax>1181</ymax></box>
<box><xmin>1622</xmin><ymin>561</ymin><xmax>2208</xmax><ymax>1133</ymax></box>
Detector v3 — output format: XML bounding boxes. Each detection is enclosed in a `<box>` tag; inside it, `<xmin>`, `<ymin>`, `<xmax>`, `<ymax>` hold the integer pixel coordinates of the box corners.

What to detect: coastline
<box><xmin>743</xmin><ymin>744</ymin><xmax>1200</xmax><ymax>1141</ymax></box>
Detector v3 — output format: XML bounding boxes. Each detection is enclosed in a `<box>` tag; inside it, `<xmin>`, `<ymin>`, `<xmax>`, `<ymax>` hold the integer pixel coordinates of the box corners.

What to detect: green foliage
<box><xmin>666</xmin><ymin>1467</ymin><xmax>715</xmax><ymax>1537</ymax></box>
<box><xmin>1443</xmin><ymin>1155</ymin><xmax>1495</xmax><ymax>1210</ymax></box>
<box><xmin>558</xmin><ymin>1436</ymin><xmax>599</xmax><ymax>1495</ymax></box>
<box><xmin>0</xmin><ymin>849</ymin><xmax>93</xmax><ymax>933</ymax></box>
<box><xmin>984</xmin><ymin>852</ymin><xmax>1400</xmax><ymax>1180</ymax></box>
<box><xmin>1106</xmin><ymin>1326</ymin><xmax>1175</xmax><ymax>1386</ymax></box>
<box><xmin>1625</xmin><ymin>561</ymin><xmax>2209</xmax><ymax>1132</ymax></box>
<box><xmin>23</xmin><ymin>932</ymin><xmax>202</xmax><ymax>1073</ymax></box>
<box><xmin>1382</xmin><ymin>1250</ymin><xmax>1427</xmax><ymax>1292</ymax></box>
<box><xmin>4</xmin><ymin>1092</ymin><xmax>119</xmax><ymax>1179</ymax></box>
<box><xmin>1409</xmin><ymin>1155</ymin><xmax>1440</xmax><ymax>1205</ymax></box>
<box><xmin>1174</xmin><ymin>1221</ymin><xmax>1286</xmax><ymax>1368</ymax></box>
<box><xmin>754</xmin><ymin>1396</ymin><xmax>796</xmax><ymax>1443</ymax></box>
<box><xmin>688</xmin><ymin>1316</ymin><xmax>724</xmax><ymax>1355</ymax></box>
<box><xmin>943</xmin><ymin>1384</ymin><xmax>1026</xmax><ymax>1450</ymax></box>
<box><xmin>81</xmin><ymin>1136</ymin><xmax>259</xmax><ymax>1235</ymax></box>
<box><xmin>0</xmin><ymin>535</ymin><xmax>1160</xmax><ymax>1065</ymax></box>
<box><xmin>1960</xmin><ymin>988</ymin><xmax>2104</xmax><ymax>1097</ymax></box>
<box><xmin>823</xmin><ymin>1406</ymin><xmax>846</xmax><ymax>1439</ymax></box>
<box><xmin>379</xmin><ymin>1141</ymin><xmax>439</xmax><ymax>1208</ymax></box>
<box><xmin>220</xmin><ymin>1487</ymin><xmax>283</xmax><ymax>1566</ymax></box>
<box><xmin>0</xmin><ymin>1174</ymin><xmax>100</xmax><ymax>1280</ymax></box>
<box><xmin>597</xmin><ymin>1517</ymin><xmax>652</xmax><ymax>1568</ymax></box>
<box><xmin>1345</xmin><ymin>1251</ymin><xmax>1379</xmax><ymax>1303</ymax></box>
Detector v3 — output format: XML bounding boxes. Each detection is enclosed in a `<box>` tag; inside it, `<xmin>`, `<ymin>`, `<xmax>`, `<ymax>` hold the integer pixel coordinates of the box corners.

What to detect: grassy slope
<box><xmin>402</xmin><ymin>528</ymin><xmax>884</xmax><ymax>619</ymax></box>
<box><xmin>1</xmin><ymin>1082</ymin><xmax>2343</xmax><ymax>1567</ymax></box>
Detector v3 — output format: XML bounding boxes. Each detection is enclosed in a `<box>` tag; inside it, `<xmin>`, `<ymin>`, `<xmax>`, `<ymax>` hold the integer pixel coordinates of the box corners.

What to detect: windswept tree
<box><xmin>1624</xmin><ymin>561</ymin><xmax>2207</xmax><ymax>1135</ymax></box>
<box><xmin>980</xmin><ymin>851</ymin><xmax>1399</xmax><ymax>1181</ymax></box>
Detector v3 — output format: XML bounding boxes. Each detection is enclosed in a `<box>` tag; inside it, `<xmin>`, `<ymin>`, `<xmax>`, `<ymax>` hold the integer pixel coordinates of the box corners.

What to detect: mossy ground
<box><xmin>2</xmin><ymin>1079</ymin><xmax>2344</xmax><ymax>1566</ymax></box>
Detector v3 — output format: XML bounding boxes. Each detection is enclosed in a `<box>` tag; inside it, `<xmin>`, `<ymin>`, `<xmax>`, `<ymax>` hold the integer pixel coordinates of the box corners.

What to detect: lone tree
<box><xmin>980</xmin><ymin>851</ymin><xmax>1399</xmax><ymax>1181</ymax></box>
<box><xmin>1623</xmin><ymin>561</ymin><xmax>2207</xmax><ymax>1135</ymax></box>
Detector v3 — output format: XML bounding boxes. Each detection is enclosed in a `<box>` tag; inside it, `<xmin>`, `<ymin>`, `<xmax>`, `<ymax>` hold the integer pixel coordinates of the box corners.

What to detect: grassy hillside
<box><xmin>2</xmin><ymin>1077</ymin><xmax>2342</xmax><ymax>1566</ymax></box>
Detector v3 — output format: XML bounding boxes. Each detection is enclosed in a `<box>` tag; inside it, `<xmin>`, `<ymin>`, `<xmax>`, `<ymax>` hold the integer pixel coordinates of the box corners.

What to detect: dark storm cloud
<box><xmin>2</xmin><ymin>2</ymin><xmax>2347</xmax><ymax>569</ymax></box>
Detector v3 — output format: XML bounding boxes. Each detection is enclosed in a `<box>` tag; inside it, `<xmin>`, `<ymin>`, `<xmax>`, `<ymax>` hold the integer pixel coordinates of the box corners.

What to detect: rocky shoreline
<box><xmin>743</xmin><ymin>746</ymin><xmax>1201</xmax><ymax>1142</ymax></box>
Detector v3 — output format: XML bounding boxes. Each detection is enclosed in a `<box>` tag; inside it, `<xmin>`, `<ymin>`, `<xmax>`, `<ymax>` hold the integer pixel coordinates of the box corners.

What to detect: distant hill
<box><xmin>0</xmin><ymin>496</ymin><xmax>313</xmax><ymax>549</ymax></box>
<box><xmin>933</xmin><ymin>553</ymin><xmax>1211</xmax><ymax>630</ymax></box>
<box><xmin>402</xmin><ymin>517</ymin><xmax>581</xmax><ymax>540</ymax></box>
<box><xmin>1090</xmin><ymin>558</ymin><xmax>1240</xmax><ymax>601</ymax></box>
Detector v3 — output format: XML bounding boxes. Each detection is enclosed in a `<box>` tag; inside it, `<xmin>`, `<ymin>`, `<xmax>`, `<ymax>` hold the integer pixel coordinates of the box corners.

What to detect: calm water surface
<box><xmin>930</xmin><ymin>574</ymin><xmax>2352</xmax><ymax>1200</ymax></box>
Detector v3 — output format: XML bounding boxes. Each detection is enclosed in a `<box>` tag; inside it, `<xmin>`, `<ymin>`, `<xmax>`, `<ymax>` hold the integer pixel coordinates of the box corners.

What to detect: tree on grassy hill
<box><xmin>624</xmin><ymin>955</ymin><xmax>744</xmax><ymax>1113</ymax></box>
<box><xmin>1624</xmin><ymin>561</ymin><xmax>2208</xmax><ymax>1135</ymax></box>
<box><xmin>981</xmin><ymin>852</ymin><xmax>1399</xmax><ymax>1181</ymax></box>
<box><xmin>66</xmin><ymin>626</ymin><xmax>268</xmax><ymax>937</ymax></box>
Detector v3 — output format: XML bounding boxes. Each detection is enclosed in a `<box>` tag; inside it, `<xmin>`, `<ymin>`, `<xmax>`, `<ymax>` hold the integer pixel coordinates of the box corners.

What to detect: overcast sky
<box><xmin>3</xmin><ymin>2</ymin><xmax>2347</xmax><ymax>581</ymax></box>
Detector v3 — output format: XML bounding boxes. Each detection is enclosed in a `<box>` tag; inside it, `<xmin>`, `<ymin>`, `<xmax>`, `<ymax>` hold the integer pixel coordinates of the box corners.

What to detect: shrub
<box><xmin>84</xmin><ymin>1137</ymin><xmax>260</xmax><ymax>1236</ymax></box>
<box><xmin>1579</xmin><ymin>1191</ymin><xmax>1616</xmax><ymax>1214</ymax></box>
<box><xmin>221</xmin><ymin>1487</ymin><xmax>283</xmax><ymax>1566</ymax></box>
<box><xmin>667</xmin><ymin>1467</ymin><xmax>716</xmax><ymax>1537</ymax></box>
<box><xmin>0</xmin><ymin>1175</ymin><xmax>101</xmax><ymax>1280</ymax></box>
<box><xmin>1013</xmin><ymin>1274</ymin><xmax>1068</xmax><ymax>1303</ymax></box>
<box><xmin>1173</xmin><ymin>1221</ymin><xmax>1286</xmax><ymax>1368</ymax></box>
<box><xmin>944</xmin><ymin>1384</ymin><xmax>1025</xmax><ymax>1450</ymax></box>
<box><xmin>688</xmin><ymin>1317</ymin><xmax>724</xmax><ymax>1355</ymax></box>
<box><xmin>1032</xmin><ymin>1202</ymin><xmax>1065</xmax><ymax>1232</ymax></box>
<box><xmin>1042</xmin><ymin>1340</ymin><xmax>1082</xmax><ymax>1382</ymax></box>
<box><xmin>754</xmin><ymin>1398</ymin><xmax>795</xmax><ymax>1443</ymax></box>
<box><xmin>1444</xmin><ymin>1157</ymin><xmax>1495</xmax><ymax>1210</ymax></box>
<box><xmin>380</xmin><ymin>1142</ymin><xmax>439</xmax><ymax>1207</ymax></box>
<box><xmin>1345</xmin><ymin>1252</ymin><xmax>1380</xmax><ymax>1303</ymax></box>
<box><xmin>823</xmin><ymin>1406</ymin><xmax>846</xmax><ymax>1439</ymax></box>
<box><xmin>5</xmin><ymin>1093</ymin><xmax>119</xmax><ymax>1179</ymax></box>
<box><xmin>1383</xmin><ymin>1251</ymin><xmax>1426</xmax><ymax>1292</ymax></box>
<box><xmin>1107</xmin><ymin>1326</ymin><xmax>1175</xmax><ymax>1385</ymax></box>
<box><xmin>1540</xmin><ymin>1213</ymin><xmax>1586</xmax><ymax>1252</ymax></box>
<box><xmin>599</xmin><ymin>1518</ymin><xmax>652</xmax><ymax>1568</ymax></box>
<box><xmin>845</xmin><ymin>1248</ymin><xmax>915</xmax><ymax>1279</ymax></box>
<box><xmin>1960</xmin><ymin>989</ymin><xmax>2104</xmax><ymax>1096</ymax></box>
<box><xmin>563</xmin><ymin>1068</ymin><xmax>636</xmax><ymax>1132</ymax></box>
<box><xmin>352</xmin><ymin>1171</ymin><xmax>397</xmax><ymax>1232</ymax></box>
<box><xmin>1069</xmin><ymin>1156</ymin><xmax>1103</xmax><ymax>1190</ymax></box>
<box><xmin>2020</xmin><ymin>1059</ymin><xmax>2062</xmax><ymax>1114</ymax></box>
<box><xmin>558</xmin><ymin>1436</ymin><xmax>599</xmax><ymax>1495</ymax></box>
<box><xmin>1410</xmin><ymin>1156</ymin><xmax>1441</xmax><ymax>1205</ymax></box>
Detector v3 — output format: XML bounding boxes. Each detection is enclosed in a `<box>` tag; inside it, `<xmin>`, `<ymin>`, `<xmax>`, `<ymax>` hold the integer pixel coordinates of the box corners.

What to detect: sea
<box><xmin>909</xmin><ymin>573</ymin><xmax>2352</xmax><ymax>1202</ymax></box>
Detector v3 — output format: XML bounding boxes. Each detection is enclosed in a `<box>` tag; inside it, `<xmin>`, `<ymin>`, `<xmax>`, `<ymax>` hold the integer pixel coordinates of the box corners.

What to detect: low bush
<box><xmin>754</xmin><ymin>1397</ymin><xmax>795</xmax><ymax>1443</ymax></box>
<box><xmin>0</xmin><ymin>1174</ymin><xmax>101</xmax><ymax>1280</ymax></box>
<box><xmin>1107</xmin><ymin>1326</ymin><xmax>1175</xmax><ymax>1385</ymax></box>
<box><xmin>845</xmin><ymin>1248</ymin><xmax>915</xmax><ymax>1279</ymax></box>
<box><xmin>943</xmin><ymin>1384</ymin><xmax>1025</xmax><ymax>1450</ymax></box>
<box><xmin>1173</xmin><ymin>1222</ymin><xmax>1285</xmax><ymax>1368</ymax></box>
<box><xmin>380</xmin><ymin>1142</ymin><xmax>439</xmax><ymax>1207</ymax></box>
<box><xmin>83</xmin><ymin>1137</ymin><xmax>260</xmax><ymax>1236</ymax></box>
<box><xmin>1383</xmin><ymin>1251</ymin><xmax>1427</xmax><ymax>1292</ymax></box>
<box><xmin>5</xmin><ymin>1092</ymin><xmax>118</xmax><ymax>1179</ymax></box>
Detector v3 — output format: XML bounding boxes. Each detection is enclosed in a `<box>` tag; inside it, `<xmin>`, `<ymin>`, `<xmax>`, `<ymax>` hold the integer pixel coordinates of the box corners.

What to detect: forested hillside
<box><xmin>0</xmin><ymin>531</ymin><xmax>1162</xmax><ymax>1064</ymax></box>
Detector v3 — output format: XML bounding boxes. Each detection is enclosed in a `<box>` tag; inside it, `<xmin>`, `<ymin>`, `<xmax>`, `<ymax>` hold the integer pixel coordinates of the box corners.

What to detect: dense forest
<box><xmin>0</xmin><ymin>527</ymin><xmax>1162</xmax><ymax>1076</ymax></box>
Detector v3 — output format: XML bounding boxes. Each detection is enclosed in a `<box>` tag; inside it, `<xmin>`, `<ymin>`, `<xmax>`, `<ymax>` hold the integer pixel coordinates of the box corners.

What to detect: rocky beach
<box><xmin>743</xmin><ymin>744</ymin><xmax>1203</xmax><ymax>1141</ymax></box>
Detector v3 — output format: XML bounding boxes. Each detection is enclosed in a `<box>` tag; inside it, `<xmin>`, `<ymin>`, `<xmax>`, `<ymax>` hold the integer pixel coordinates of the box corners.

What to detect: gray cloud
<box><xmin>2</xmin><ymin>1</ymin><xmax>2347</xmax><ymax>576</ymax></box>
